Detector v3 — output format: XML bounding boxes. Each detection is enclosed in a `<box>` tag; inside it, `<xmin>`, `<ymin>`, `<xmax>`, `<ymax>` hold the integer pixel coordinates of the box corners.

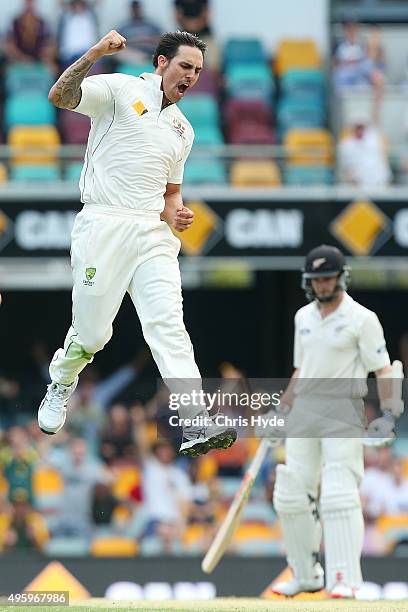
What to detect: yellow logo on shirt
<box><xmin>132</xmin><ymin>100</ymin><xmax>148</xmax><ymax>116</ymax></box>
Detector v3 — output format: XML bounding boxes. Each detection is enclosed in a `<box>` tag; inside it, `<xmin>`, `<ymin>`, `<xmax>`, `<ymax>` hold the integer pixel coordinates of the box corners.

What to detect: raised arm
<box><xmin>48</xmin><ymin>30</ymin><xmax>126</xmax><ymax>109</ymax></box>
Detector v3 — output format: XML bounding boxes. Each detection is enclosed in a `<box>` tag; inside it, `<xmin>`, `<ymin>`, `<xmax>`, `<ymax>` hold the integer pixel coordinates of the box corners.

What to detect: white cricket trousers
<box><xmin>49</xmin><ymin>205</ymin><xmax>202</xmax><ymax>416</ymax></box>
<box><xmin>284</xmin><ymin>437</ymin><xmax>364</xmax><ymax>500</ymax></box>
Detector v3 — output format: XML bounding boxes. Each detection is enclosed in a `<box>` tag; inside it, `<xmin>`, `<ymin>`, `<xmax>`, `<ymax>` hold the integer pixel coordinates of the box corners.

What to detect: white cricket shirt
<box><xmin>294</xmin><ymin>292</ymin><xmax>390</xmax><ymax>382</ymax></box>
<box><xmin>72</xmin><ymin>72</ymin><xmax>194</xmax><ymax>211</ymax></box>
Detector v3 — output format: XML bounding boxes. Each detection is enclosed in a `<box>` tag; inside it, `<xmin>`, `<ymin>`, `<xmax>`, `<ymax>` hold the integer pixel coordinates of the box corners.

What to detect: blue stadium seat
<box><xmin>277</xmin><ymin>98</ymin><xmax>325</xmax><ymax>136</ymax></box>
<box><xmin>226</xmin><ymin>63</ymin><xmax>274</xmax><ymax>101</ymax></box>
<box><xmin>116</xmin><ymin>62</ymin><xmax>153</xmax><ymax>77</ymax></box>
<box><xmin>5</xmin><ymin>62</ymin><xmax>53</xmax><ymax>95</ymax></box>
<box><xmin>11</xmin><ymin>164</ymin><xmax>60</xmax><ymax>181</ymax></box>
<box><xmin>178</xmin><ymin>94</ymin><xmax>220</xmax><ymax>128</ymax></box>
<box><xmin>184</xmin><ymin>159</ymin><xmax>227</xmax><ymax>185</ymax></box>
<box><xmin>284</xmin><ymin>165</ymin><xmax>333</xmax><ymax>185</ymax></box>
<box><xmin>281</xmin><ymin>69</ymin><xmax>325</xmax><ymax>98</ymax></box>
<box><xmin>392</xmin><ymin>438</ymin><xmax>408</xmax><ymax>457</ymax></box>
<box><xmin>5</xmin><ymin>93</ymin><xmax>56</xmax><ymax>129</ymax></box>
<box><xmin>224</xmin><ymin>38</ymin><xmax>266</xmax><ymax>66</ymax></box>
<box><xmin>65</xmin><ymin>162</ymin><xmax>83</xmax><ymax>182</ymax></box>
<box><xmin>235</xmin><ymin>539</ymin><xmax>281</xmax><ymax>555</ymax></box>
<box><xmin>44</xmin><ymin>537</ymin><xmax>90</xmax><ymax>556</ymax></box>
<box><xmin>194</xmin><ymin>125</ymin><xmax>224</xmax><ymax>145</ymax></box>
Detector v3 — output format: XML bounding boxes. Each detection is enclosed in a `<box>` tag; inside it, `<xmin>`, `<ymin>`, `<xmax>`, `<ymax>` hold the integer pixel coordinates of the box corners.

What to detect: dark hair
<box><xmin>153</xmin><ymin>31</ymin><xmax>206</xmax><ymax>67</ymax></box>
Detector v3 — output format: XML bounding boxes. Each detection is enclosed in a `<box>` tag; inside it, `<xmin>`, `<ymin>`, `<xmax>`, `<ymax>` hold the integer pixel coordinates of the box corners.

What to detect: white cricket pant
<box><xmin>49</xmin><ymin>205</ymin><xmax>203</xmax><ymax>419</ymax></box>
<box><xmin>284</xmin><ymin>435</ymin><xmax>364</xmax><ymax>590</ymax></box>
<box><xmin>284</xmin><ymin>437</ymin><xmax>364</xmax><ymax>507</ymax></box>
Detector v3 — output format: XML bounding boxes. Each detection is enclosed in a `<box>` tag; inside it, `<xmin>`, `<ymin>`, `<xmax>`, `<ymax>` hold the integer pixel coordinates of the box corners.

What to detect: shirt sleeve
<box><xmin>358</xmin><ymin>311</ymin><xmax>390</xmax><ymax>372</ymax></box>
<box><xmin>168</xmin><ymin>135</ymin><xmax>193</xmax><ymax>184</ymax></box>
<box><xmin>72</xmin><ymin>74</ymin><xmax>128</xmax><ymax>118</ymax></box>
<box><xmin>293</xmin><ymin>311</ymin><xmax>303</xmax><ymax>369</ymax></box>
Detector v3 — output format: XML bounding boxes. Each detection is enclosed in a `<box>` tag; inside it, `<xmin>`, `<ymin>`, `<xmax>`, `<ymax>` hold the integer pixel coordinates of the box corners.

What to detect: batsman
<box><xmin>270</xmin><ymin>245</ymin><xmax>404</xmax><ymax>598</ymax></box>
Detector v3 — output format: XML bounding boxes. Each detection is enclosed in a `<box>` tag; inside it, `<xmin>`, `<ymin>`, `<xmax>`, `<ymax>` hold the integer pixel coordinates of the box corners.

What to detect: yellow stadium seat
<box><xmin>112</xmin><ymin>504</ymin><xmax>132</xmax><ymax>524</ymax></box>
<box><xmin>275</xmin><ymin>40</ymin><xmax>321</xmax><ymax>75</ymax></box>
<box><xmin>230</xmin><ymin>160</ymin><xmax>281</xmax><ymax>187</ymax></box>
<box><xmin>197</xmin><ymin>455</ymin><xmax>218</xmax><ymax>481</ymax></box>
<box><xmin>91</xmin><ymin>536</ymin><xmax>139</xmax><ymax>557</ymax></box>
<box><xmin>285</xmin><ymin>128</ymin><xmax>334</xmax><ymax>166</ymax></box>
<box><xmin>8</xmin><ymin>125</ymin><xmax>60</xmax><ymax>165</ymax></box>
<box><xmin>377</xmin><ymin>514</ymin><xmax>408</xmax><ymax>533</ymax></box>
<box><xmin>0</xmin><ymin>163</ymin><xmax>8</xmax><ymax>183</ymax></box>
<box><xmin>235</xmin><ymin>522</ymin><xmax>279</xmax><ymax>542</ymax></box>
<box><xmin>33</xmin><ymin>467</ymin><xmax>64</xmax><ymax>496</ymax></box>
<box><xmin>112</xmin><ymin>466</ymin><xmax>140</xmax><ymax>500</ymax></box>
<box><xmin>183</xmin><ymin>523</ymin><xmax>207</xmax><ymax>547</ymax></box>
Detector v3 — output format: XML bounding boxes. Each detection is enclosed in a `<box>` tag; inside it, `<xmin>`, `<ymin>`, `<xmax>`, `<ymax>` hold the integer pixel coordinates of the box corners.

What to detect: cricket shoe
<box><xmin>272</xmin><ymin>565</ymin><xmax>324</xmax><ymax>597</ymax></box>
<box><xmin>179</xmin><ymin>411</ymin><xmax>237</xmax><ymax>457</ymax></box>
<box><xmin>38</xmin><ymin>378</ymin><xmax>78</xmax><ymax>434</ymax></box>
<box><xmin>329</xmin><ymin>583</ymin><xmax>356</xmax><ymax>599</ymax></box>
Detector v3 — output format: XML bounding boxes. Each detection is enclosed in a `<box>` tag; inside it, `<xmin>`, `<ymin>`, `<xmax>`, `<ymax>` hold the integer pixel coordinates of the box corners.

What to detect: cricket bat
<box><xmin>201</xmin><ymin>438</ymin><xmax>272</xmax><ymax>573</ymax></box>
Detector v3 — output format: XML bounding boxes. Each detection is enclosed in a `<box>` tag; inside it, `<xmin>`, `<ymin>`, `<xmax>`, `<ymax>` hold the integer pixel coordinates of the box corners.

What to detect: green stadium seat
<box><xmin>284</xmin><ymin>165</ymin><xmax>333</xmax><ymax>185</ymax></box>
<box><xmin>11</xmin><ymin>164</ymin><xmax>60</xmax><ymax>181</ymax></box>
<box><xmin>178</xmin><ymin>94</ymin><xmax>220</xmax><ymax>128</ymax></box>
<box><xmin>184</xmin><ymin>159</ymin><xmax>227</xmax><ymax>185</ymax></box>
<box><xmin>5</xmin><ymin>62</ymin><xmax>54</xmax><ymax>95</ymax></box>
<box><xmin>5</xmin><ymin>93</ymin><xmax>56</xmax><ymax>129</ymax></box>
<box><xmin>224</xmin><ymin>38</ymin><xmax>266</xmax><ymax>66</ymax></box>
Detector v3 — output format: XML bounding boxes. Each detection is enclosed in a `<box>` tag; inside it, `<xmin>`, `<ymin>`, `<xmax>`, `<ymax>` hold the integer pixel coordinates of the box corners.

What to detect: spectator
<box><xmin>174</xmin><ymin>0</ymin><xmax>211</xmax><ymax>36</ymax></box>
<box><xmin>0</xmin><ymin>427</ymin><xmax>38</xmax><ymax>505</ymax></box>
<box><xmin>100</xmin><ymin>404</ymin><xmax>138</xmax><ymax>466</ymax></box>
<box><xmin>0</xmin><ymin>491</ymin><xmax>49</xmax><ymax>552</ymax></box>
<box><xmin>91</xmin><ymin>482</ymin><xmax>120</xmax><ymax>526</ymax></box>
<box><xmin>187</xmin><ymin>459</ymin><xmax>216</xmax><ymax>526</ymax></box>
<box><xmin>69</xmin><ymin>351</ymin><xmax>149</xmax><ymax>439</ymax></box>
<box><xmin>142</xmin><ymin>440</ymin><xmax>192</xmax><ymax>552</ymax></box>
<box><xmin>4</xmin><ymin>0</ymin><xmax>57</xmax><ymax>73</ymax></box>
<box><xmin>174</xmin><ymin>0</ymin><xmax>220</xmax><ymax>69</ymax></box>
<box><xmin>366</xmin><ymin>25</ymin><xmax>386</xmax><ymax>78</ymax></box>
<box><xmin>0</xmin><ymin>377</ymin><xmax>22</xmax><ymax>427</ymax></box>
<box><xmin>333</xmin><ymin>21</ymin><xmax>385</xmax><ymax>92</ymax></box>
<box><xmin>117</xmin><ymin>1</ymin><xmax>162</xmax><ymax>65</ymax></box>
<box><xmin>58</xmin><ymin>0</ymin><xmax>99</xmax><ymax>69</ymax></box>
<box><xmin>46</xmin><ymin>436</ymin><xmax>110</xmax><ymax>537</ymax></box>
<box><xmin>384</xmin><ymin>458</ymin><xmax>408</xmax><ymax>514</ymax></box>
<box><xmin>337</xmin><ymin>92</ymin><xmax>391</xmax><ymax>188</ymax></box>
<box><xmin>360</xmin><ymin>446</ymin><xmax>394</xmax><ymax>520</ymax></box>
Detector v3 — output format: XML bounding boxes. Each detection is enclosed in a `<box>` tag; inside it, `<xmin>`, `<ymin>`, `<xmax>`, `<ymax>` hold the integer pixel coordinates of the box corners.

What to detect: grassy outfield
<box><xmin>1</xmin><ymin>598</ymin><xmax>408</xmax><ymax>612</ymax></box>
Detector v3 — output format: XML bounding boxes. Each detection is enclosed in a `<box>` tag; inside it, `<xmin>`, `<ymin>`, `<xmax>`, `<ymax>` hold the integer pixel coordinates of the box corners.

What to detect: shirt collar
<box><xmin>140</xmin><ymin>72</ymin><xmax>175</xmax><ymax>109</ymax></box>
<box><xmin>313</xmin><ymin>291</ymin><xmax>353</xmax><ymax>319</ymax></box>
<box><xmin>140</xmin><ymin>72</ymin><xmax>163</xmax><ymax>88</ymax></box>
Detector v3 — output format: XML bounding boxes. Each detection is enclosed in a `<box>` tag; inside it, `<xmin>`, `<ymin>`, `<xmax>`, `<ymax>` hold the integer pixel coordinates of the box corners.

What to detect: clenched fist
<box><xmin>92</xmin><ymin>30</ymin><xmax>127</xmax><ymax>58</ymax></box>
<box><xmin>174</xmin><ymin>207</ymin><xmax>194</xmax><ymax>232</ymax></box>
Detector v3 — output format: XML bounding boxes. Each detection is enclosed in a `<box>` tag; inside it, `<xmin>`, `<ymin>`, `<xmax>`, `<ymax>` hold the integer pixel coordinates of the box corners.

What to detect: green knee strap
<box><xmin>65</xmin><ymin>341</ymin><xmax>94</xmax><ymax>361</ymax></box>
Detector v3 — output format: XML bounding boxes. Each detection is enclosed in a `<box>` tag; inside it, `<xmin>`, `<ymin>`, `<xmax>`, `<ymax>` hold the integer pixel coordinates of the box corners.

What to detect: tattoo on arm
<box><xmin>50</xmin><ymin>54</ymin><xmax>94</xmax><ymax>109</ymax></box>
